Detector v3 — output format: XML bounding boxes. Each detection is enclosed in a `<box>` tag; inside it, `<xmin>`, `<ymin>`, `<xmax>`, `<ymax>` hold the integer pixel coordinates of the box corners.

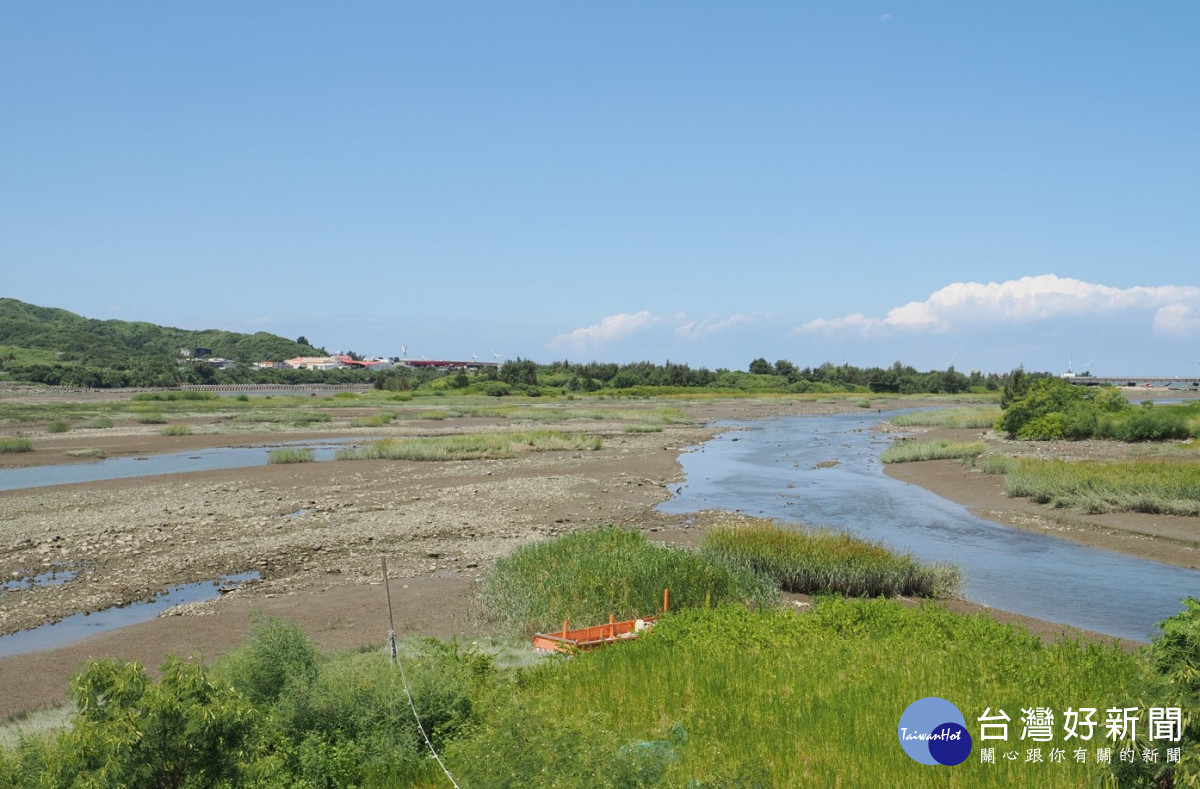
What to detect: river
<box><xmin>658</xmin><ymin>411</ymin><xmax>1199</xmax><ymax>641</ymax></box>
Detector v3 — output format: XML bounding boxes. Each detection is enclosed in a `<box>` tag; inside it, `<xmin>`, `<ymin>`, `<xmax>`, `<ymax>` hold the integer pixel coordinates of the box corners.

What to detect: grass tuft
<box><xmin>701</xmin><ymin>521</ymin><xmax>961</xmax><ymax>598</ymax></box>
<box><xmin>477</xmin><ymin>526</ymin><xmax>776</xmax><ymax>635</ymax></box>
<box><xmin>880</xmin><ymin>438</ymin><xmax>986</xmax><ymax>463</ymax></box>
<box><xmin>160</xmin><ymin>425</ymin><xmax>192</xmax><ymax>436</ymax></box>
<box><xmin>65</xmin><ymin>448</ymin><xmax>106</xmax><ymax>458</ymax></box>
<box><xmin>267</xmin><ymin>448</ymin><xmax>316</xmax><ymax>464</ymax></box>
<box><xmin>0</xmin><ymin>437</ymin><xmax>33</xmax><ymax>454</ymax></box>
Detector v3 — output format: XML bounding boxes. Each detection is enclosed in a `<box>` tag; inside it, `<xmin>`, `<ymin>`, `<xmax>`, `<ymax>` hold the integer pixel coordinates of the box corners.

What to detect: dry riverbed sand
<box><xmin>1</xmin><ymin>393</ymin><xmax>1192</xmax><ymax>718</ymax></box>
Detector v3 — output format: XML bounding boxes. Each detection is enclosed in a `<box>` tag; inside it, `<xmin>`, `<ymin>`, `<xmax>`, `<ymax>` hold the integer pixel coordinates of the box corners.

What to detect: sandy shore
<box><xmin>0</xmin><ymin>394</ymin><xmax>1183</xmax><ymax>719</ymax></box>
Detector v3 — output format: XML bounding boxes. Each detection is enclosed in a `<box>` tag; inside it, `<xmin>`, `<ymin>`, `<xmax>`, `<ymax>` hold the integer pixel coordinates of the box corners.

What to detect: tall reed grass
<box><xmin>880</xmin><ymin>438</ymin><xmax>986</xmax><ymax>463</ymax></box>
<box><xmin>701</xmin><ymin>521</ymin><xmax>961</xmax><ymax>597</ymax></box>
<box><xmin>476</xmin><ymin>526</ymin><xmax>776</xmax><ymax>635</ymax></box>
<box><xmin>987</xmin><ymin>456</ymin><xmax>1200</xmax><ymax>516</ymax></box>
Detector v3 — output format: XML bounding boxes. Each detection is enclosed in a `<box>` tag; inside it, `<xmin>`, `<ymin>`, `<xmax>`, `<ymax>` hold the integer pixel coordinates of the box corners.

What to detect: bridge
<box><xmin>1066</xmin><ymin>376</ymin><xmax>1200</xmax><ymax>388</ymax></box>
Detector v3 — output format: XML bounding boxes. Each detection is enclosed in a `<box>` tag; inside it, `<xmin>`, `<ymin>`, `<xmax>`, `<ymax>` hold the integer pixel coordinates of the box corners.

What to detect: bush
<box><xmin>161</xmin><ymin>424</ymin><xmax>192</xmax><ymax>436</ymax></box>
<box><xmin>216</xmin><ymin>618</ymin><xmax>320</xmax><ymax>706</ymax></box>
<box><xmin>45</xmin><ymin>420</ymin><xmax>69</xmax><ymax>433</ymax></box>
<box><xmin>485</xmin><ymin>382</ymin><xmax>511</xmax><ymax>398</ymax></box>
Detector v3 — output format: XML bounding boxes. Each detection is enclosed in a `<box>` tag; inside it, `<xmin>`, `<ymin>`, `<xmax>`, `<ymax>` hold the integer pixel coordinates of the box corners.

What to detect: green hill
<box><xmin>0</xmin><ymin>298</ymin><xmax>328</xmax><ymax>387</ymax></box>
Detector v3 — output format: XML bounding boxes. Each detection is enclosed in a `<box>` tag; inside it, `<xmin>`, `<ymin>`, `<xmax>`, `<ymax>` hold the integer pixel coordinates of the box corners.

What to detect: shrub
<box><xmin>135</xmin><ymin>413</ymin><xmax>166</xmax><ymax>425</ymax></box>
<box><xmin>45</xmin><ymin>420</ymin><xmax>70</xmax><ymax>433</ymax></box>
<box><xmin>485</xmin><ymin>382</ymin><xmax>511</xmax><ymax>398</ymax></box>
<box><xmin>216</xmin><ymin>618</ymin><xmax>320</xmax><ymax>706</ymax></box>
<box><xmin>161</xmin><ymin>425</ymin><xmax>192</xmax><ymax>436</ymax></box>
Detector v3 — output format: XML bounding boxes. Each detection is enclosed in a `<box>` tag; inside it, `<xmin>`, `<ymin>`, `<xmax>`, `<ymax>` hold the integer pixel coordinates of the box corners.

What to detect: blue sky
<box><xmin>3</xmin><ymin>3</ymin><xmax>1198</xmax><ymax>376</ymax></box>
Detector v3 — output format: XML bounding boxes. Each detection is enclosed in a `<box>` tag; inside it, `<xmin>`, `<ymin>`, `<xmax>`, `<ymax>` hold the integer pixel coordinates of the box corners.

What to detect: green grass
<box><xmin>621</xmin><ymin>424</ymin><xmax>663</xmax><ymax>433</ymax></box>
<box><xmin>160</xmin><ymin>424</ymin><xmax>192</xmax><ymax>436</ymax></box>
<box><xmin>701</xmin><ymin>521</ymin><xmax>961</xmax><ymax>598</ymax></box>
<box><xmin>133</xmin><ymin>412</ymin><xmax>166</xmax><ymax>424</ymax></box>
<box><xmin>45</xmin><ymin>420</ymin><xmax>70</xmax><ymax>433</ymax></box>
<box><xmin>476</xmin><ymin>526</ymin><xmax>777</xmax><ymax>636</ymax></box>
<box><xmin>76</xmin><ymin>416</ymin><xmax>113</xmax><ymax>429</ymax></box>
<box><xmin>0</xmin><ymin>437</ymin><xmax>33</xmax><ymax>453</ymax></box>
<box><xmin>891</xmin><ymin>407</ymin><xmax>1001</xmax><ymax>429</ymax></box>
<box><xmin>349</xmin><ymin>411</ymin><xmax>396</xmax><ymax>428</ymax></box>
<box><xmin>880</xmin><ymin>438</ymin><xmax>987</xmax><ymax>463</ymax></box>
<box><xmin>447</xmin><ymin>599</ymin><xmax>1149</xmax><ymax>788</ymax></box>
<box><xmin>985</xmin><ymin>456</ymin><xmax>1200</xmax><ymax>516</ymax></box>
<box><xmin>335</xmin><ymin>430</ymin><xmax>602</xmax><ymax>461</ymax></box>
<box><xmin>267</xmin><ymin>447</ymin><xmax>316</xmax><ymax>464</ymax></box>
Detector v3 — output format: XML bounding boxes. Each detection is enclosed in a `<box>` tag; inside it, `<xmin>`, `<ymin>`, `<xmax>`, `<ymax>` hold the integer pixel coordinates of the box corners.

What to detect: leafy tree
<box><xmin>748</xmin><ymin>358</ymin><xmax>774</xmax><ymax>375</ymax></box>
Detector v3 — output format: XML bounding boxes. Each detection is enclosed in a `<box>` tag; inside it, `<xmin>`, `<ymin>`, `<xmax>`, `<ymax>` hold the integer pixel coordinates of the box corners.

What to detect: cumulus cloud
<box><xmin>549</xmin><ymin>311</ymin><xmax>666</xmax><ymax>353</ymax></box>
<box><xmin>798</xmin><ymin>275</ymin><xmax>1200</xmax><ymax>338</ymax></box>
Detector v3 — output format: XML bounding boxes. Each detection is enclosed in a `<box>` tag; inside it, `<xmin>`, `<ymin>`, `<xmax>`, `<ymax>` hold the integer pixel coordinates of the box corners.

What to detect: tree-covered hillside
<box><xmin>0</xmin><ymin>298</ymin><xmax>322</xmax><ymax>366</ymax></box>
<box><xmin>0</xmin><ymin>298</ymin><xmax>331</xmax><ymax>387</ymax></box>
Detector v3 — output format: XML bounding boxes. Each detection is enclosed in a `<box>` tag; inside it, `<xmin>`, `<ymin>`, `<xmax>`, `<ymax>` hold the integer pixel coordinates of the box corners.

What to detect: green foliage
<box><xmin>477</xmin><ymin>526</ymin><xmax>777</xmax><ymax>635</ymax></box>
<box><xmin>54</xmin><ymin>657</ymin><xmax>260</xmax><ymax>789</ymax></box>
<box><xmin>485</xmin><ymin>381</ymin><xmax>511</xmax><ymax>397</ymax></box>
<box><xmin>996</xmin><ymin>378</ymin><xmax>1151</xmax><ymax>440</ymax></box>
<box><xmin>78</xmin><ymin>416</ymin><xmax>114</xmax><ymax>429</ymax></box>
<box><xmin>0</xmin><ymin>437</ymin><xmax>32</xmax><ymax>453</ymax></box>
<box><xmin>161</xmin><ymin>424</ymin><xmax>192</xmax><ymax>436</ymax></box>
<box><xmin>216</xmin><ymin>618</ymin><xmax>320</xmax><ymax>706</ymax></box>
<box><xmin>701</xmin><ymin>521</ymin><xmax>961</xmax><ymax>597</ymax></box>
<box><xmin>45</xmin><ymin>419</ymin><xmax>69</xmax><ymax>433</ymax></box>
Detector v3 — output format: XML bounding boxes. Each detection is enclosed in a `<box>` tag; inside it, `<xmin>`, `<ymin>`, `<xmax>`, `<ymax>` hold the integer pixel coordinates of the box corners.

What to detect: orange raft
<box><xmin>532</xmin><ymin>589</ymin><xmax>669</xmax><ymax>655</ymax></box>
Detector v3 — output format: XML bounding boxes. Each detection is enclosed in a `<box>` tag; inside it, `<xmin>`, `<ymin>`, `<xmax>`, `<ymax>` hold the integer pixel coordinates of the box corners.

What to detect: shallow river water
<box><xmin>658</xmin><ymin>412</ymin><xmax>1200</xmax><ymax>641</ymax></box>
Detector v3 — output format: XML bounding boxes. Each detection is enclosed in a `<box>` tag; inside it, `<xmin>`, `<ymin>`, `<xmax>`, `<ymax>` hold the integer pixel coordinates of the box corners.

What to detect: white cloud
<box><xmin>549</xmin><ymin>311</ymin><xmax>665</xmax><ymax>353</ymax></box>
<box><xmin>1153</xmin><ymin>304</ymin><xmax>1200</xmax><ymax>338</ymax></box>
<box><xmin>675</xmin><ymin>313</ymin><xmax>764</xmax><ymax>340</ymax></box>
<box><xmin>880</xmin><ymin>13</ymin><xmax>893</xmax><ymax>22</ymax></box>
<box><xmin>799</xmin><ymin>275</ymin><xmax>1200</xmax><ymax>338</ymax></box>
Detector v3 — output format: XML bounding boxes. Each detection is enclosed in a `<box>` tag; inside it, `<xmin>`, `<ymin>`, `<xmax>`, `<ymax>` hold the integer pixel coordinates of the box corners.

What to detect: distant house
<box><xmin>204</xmin><ymin>357</ymin><xmax>237</xmax><ymax>370</ymax></box>
<box><xmin>285</xmin><ymin>356</ymin><xmax>347</xmax><ymax>371</ymax></box>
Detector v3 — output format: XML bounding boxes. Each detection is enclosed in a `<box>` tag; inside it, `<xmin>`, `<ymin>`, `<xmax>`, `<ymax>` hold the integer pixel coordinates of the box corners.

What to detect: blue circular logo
<box><xmin>898</xmin><ymin>697</ymin><xmax>973</xmax><ymax>766</ymax></box>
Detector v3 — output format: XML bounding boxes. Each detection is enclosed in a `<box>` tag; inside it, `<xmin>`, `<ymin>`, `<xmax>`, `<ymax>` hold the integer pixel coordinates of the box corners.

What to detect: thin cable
<box><xmin>394</xmin><ymin>636</ymin><xmax>462</xmax><ymax>789</ymax></box>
